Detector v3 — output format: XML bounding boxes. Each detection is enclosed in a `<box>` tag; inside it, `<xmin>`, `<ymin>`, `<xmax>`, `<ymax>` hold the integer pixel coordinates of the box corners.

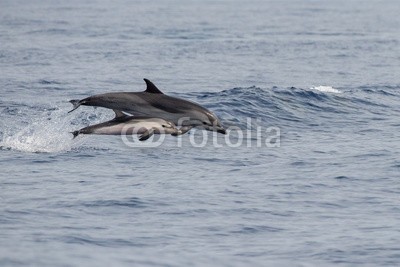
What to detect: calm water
<box><xmin>1</xmin><ymin>0</ymin><xmax>400</xmax><ymax>266</ymax></box>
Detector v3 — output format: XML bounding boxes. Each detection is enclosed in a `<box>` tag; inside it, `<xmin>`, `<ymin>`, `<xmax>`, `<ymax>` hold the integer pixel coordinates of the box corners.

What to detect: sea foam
<box><xmin>310</xmin><ymin>86</ymin><xmax>342</xmax><ymax>94</ymax></box>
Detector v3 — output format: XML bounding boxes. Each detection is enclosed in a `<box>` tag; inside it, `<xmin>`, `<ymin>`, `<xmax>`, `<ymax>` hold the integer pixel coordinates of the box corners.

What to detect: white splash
<box><xmin>0</xmin><ymin>107</ymin><xmax>112</xmax><ymax>153</ymax></box>
<box><xmin>0</xmin><ymin>109</ymin><xmax>77</xmax><ymax>153</ymax></box>
<box><xmin>310</xmin><ymin>86</ymin><xmax>341</xmax><ymax>94</ymax></box>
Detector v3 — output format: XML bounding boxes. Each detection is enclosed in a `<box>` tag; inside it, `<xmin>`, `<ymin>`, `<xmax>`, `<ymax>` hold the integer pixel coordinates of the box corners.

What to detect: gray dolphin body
<box><xmin>72</xmin><ymin>110</ymin><xmax>181</xmax><ymax>141</ymax></box>
<box><xmin>69</xmin><ymin>79</ymin><xmax>226</xmax><ymax>134</ymax></box>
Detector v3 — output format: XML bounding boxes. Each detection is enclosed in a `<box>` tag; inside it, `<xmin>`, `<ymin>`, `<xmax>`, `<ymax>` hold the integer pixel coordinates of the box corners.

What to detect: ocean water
<box><xmin>1</xmin><ymin>0</ymin><xmax>400</xmax><ymax>266</ymax></box>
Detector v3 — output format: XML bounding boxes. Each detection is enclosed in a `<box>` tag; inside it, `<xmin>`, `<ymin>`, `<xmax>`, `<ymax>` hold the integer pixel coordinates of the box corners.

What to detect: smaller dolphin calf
<box><xmin>72</xmin><ymin>110</ymin><xmax>181</xmax><ymax>141</ymax></box>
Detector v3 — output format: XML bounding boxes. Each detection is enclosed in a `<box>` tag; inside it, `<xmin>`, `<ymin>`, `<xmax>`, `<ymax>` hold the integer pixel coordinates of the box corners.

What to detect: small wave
<box><xmin>60</xmin><ymin>235</ymin><xmax>140</xmax><ymax>247</ymax></box>
<box><xmin>82</xmin><ymin>197</ymin><xmax>147</xmax><ymax>208</ymax></box>
<box><xmin>310</xmin><ymin>86</ymin><xmax>341</xmax><ymax>94</ymax></box>
<box><xmin>192</xmin><ymin>86</ymin><xmax>348</xmax><ymax>129</ymax></box>
<box><xmin>38</xmin><ymin>79</ymin><xmax>62</xmax><ymax>85</ymax></box>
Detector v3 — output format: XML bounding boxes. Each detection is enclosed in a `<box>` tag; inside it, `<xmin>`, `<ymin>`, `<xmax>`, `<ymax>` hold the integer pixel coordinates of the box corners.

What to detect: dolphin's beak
<box><xmin>216</xmin><ymin>127</ymin><xmax>226</xmax><ymax>134</ymax></box>
<box><xmin>203</xmin><ymin>124</ymin><xmax>227</xmax><ymax>134</ymax></box>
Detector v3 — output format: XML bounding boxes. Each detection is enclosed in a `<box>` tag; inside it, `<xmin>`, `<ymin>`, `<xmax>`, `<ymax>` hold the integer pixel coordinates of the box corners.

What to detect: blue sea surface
<box><xmin>1</xmin><ymin>0</ymin><xmax>400</xmax><ymax>266</ymax></box>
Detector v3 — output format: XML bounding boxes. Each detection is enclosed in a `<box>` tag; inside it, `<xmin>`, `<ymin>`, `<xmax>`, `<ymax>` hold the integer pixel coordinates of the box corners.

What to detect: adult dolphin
<box><xmin>72</xmin><ymin>110</ymin><xmax>181</xmax><ymax>141</ymax></box>
<box><xmin>69</xmin><ymin>79</ymin><xmax>226</xmax><ymax>134</ymax></box>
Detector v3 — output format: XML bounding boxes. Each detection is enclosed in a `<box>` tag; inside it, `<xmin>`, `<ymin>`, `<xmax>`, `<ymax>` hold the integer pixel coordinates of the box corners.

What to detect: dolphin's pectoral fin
<box><xmin>139</xmin><ymin>128</ymin><xmax>155</xmax><ymax>141</ymax></box>
<box><xmin>113</xmin><ymin>109</ymin><xmax>128</xmax><ymax>119</ymax></box>
<box><xmin>144</xmin><ymin>78</ymin><xmax>164</xmax><ymax>94</ymax></box>
<box><xmin>68</xmin><ymin>100</ymin><xmax>82</xmax><ymax>113</ymax></box>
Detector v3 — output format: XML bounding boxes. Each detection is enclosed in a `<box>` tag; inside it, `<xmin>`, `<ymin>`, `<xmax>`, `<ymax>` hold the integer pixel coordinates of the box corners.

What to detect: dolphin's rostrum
<box><xmin>69</xmin><ymin>79</ymin><xmax>226</xmax><ymax>134</ymax></box>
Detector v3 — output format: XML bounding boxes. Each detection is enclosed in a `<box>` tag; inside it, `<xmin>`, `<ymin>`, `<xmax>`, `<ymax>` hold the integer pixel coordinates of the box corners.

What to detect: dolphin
<box><xmin>69</xmin><ymin>79</ymin><xmax>226</xmax><ymax>134</ymax></box>
<box><xmin>72</xmin><ymin>110</ymin><xmax>181</xmax><ymax>141</ymax></box>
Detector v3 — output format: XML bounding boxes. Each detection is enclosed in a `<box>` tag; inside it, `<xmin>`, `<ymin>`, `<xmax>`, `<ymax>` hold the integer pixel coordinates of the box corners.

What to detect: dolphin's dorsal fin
<box><xmin>113</xmin><ymin>109</ymin><xmax>127</xmax><ymax>118</ymax></box>
<box><xmin>144</xmin><ymin>78</ymin><xmax>163</xmax><ymax>94</ymax></box>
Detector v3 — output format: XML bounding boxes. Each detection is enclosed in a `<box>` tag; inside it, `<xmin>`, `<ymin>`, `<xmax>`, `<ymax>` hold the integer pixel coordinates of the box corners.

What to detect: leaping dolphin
<box><xmin>69</xmin><ymin>79</ymin><xmax>226</xmax><ymax>134</ymax></box>
<box><xmin>72</xmin><ymin>110</ymin><xmax>181</xmax><ymax>141</ymax></box>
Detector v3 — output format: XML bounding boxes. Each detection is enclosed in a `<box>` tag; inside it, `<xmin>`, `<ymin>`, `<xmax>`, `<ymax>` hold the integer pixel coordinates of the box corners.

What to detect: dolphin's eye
<box><xmin>203</xmin><ymin>122</ymin><xmax>208</xmax><ymax>125</ymax></box>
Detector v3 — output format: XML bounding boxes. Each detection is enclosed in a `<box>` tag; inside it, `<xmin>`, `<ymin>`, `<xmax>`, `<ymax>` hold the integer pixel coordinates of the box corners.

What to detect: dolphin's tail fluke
<box><xmin>71</xmin><ymin>130</ymin><xmax>80</xmax><ymax>139</ymax></box>
<box><xmin>68</xmin><ymin>100</ymin><xmax>81</xmax><ymax>113</ymax></box>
